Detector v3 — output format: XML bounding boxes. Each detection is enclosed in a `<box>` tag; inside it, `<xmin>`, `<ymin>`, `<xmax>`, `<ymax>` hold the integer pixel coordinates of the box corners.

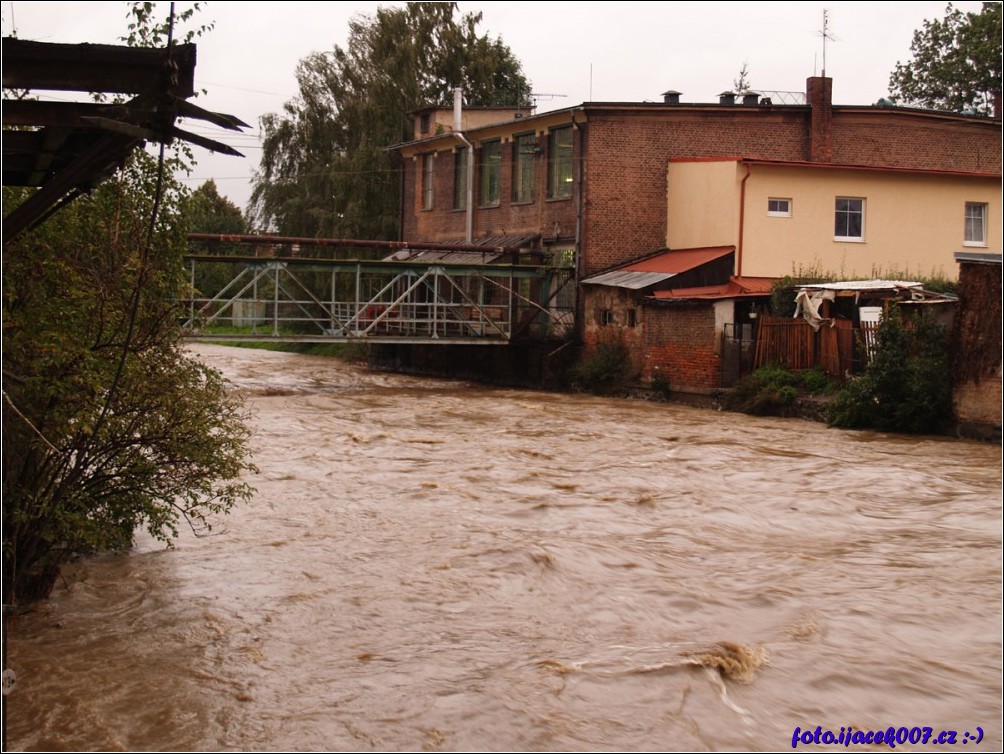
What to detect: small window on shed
<box><xmin>627</xmin><ymin>308</ymin><xmax>637</xmax><ymax>327</ymax></box>
<box><xmin>597</xmin><ymin>308</ymin><xmax>613</xmax><ymax>326</ymax></box>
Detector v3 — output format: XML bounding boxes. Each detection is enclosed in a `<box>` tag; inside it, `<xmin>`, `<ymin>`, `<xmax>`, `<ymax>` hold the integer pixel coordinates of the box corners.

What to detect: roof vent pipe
<box><xmin>453</xmin><ymin>87</ymin><xmax>463</xmax><ymax>132</ymax></box>
<box><xmin>742</xmin><ymin>92</ymin><xmax>760</xmax><ymax>106</ymax></box>
<box><xmin>662</xmin><ymin>90</ymin><xmax>681</xmax><ymax>105</ymax></box>
<box><xmin>719</xmin><ymin>91</ymin><xmax>736</xmax><ymax>106</ymax></box>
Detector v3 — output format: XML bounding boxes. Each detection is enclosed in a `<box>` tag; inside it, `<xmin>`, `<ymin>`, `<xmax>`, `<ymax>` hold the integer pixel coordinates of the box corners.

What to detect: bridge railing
<box><xmin>180</xmin><ymin>255</ymin><xmax>574</xmax><ymax>345</ymax></box>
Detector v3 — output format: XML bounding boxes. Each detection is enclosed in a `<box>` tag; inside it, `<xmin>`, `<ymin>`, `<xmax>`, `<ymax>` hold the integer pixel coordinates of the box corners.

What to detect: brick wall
<box><xmin>581</xmin><ymin>287</ymin><xmax>644</xmax><ymax>377</ymax></box>
<box><xmin>402</xmin><ymin>136</ymin><xmax>577</xmax><ymax>245</ymax></box>
<box><xmin>641</xmin><ymin>302</ymin><xmax>721</xmax><ymax>392</ymax></box>
<box><xmin>829</xmin><ymin>115</ymin><xmax>1002</xmax><ymax>173</ymax></box>
<box><xmin>581</xmin><ymin>109</ymin><xmax>809</xmax><ymax>274</ymax></box>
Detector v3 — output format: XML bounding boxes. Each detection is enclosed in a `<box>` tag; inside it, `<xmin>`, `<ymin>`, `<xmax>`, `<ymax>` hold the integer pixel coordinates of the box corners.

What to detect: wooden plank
<box><xmin>2</xmin><ymin>38</ymin><xmax>196</xmax><ymax>98</ymax></box>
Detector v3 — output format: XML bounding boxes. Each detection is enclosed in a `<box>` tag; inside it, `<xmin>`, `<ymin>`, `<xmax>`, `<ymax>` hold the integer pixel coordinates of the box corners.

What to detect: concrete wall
<box><xmin>741</xmin><ymin>166</ymin><xmax>1002</xmax><ymax>280</ymax></box>
<box><xmin>666</xmin><ymin>159</ymin><xmax>741</xmax><ymax>250</ymax></box>
<box><xmin>666</xmin><ymin>160</ymin><xmax>1002</xmax><ymax>280</ymax></box>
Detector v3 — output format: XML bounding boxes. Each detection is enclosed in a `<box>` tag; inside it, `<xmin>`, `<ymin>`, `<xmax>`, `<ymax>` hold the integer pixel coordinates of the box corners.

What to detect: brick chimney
<box><xmin>807</xmin><ymin>76</ymin><xmax>832</xmax><ymax>163</ymax></box>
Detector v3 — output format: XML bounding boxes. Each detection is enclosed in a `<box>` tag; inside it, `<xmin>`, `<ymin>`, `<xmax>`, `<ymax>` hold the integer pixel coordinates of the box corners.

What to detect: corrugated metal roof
<box><xmin>582</xmin><ymin>270</ymin><xmax>677</xmax><ymax>289</ymax></box>
<box><xmin>955</xmin><ymin>251</ymin><xmax>1003</xmax><ymax>265</ymax></box>
<box><xmin>398</xmin><ymin>250</ymin><xmax>504</xmax><ymax>264</ymax></box>
<box><xmin>582</xmin><ymin>246</ymin><xmax>734</xmax><ymax>289</ymax></box>
<box><xmin>651</xmin><ymin>275</ymin><xmax>775</xmax><ymax>300</ymax></box>
<box><xmin>623</xmin><ymin>246</ymin><xmax>733</xmax><ymax>272</ymax></box>
<box><xmin>470</xmin><ymin>233</ymin><xmax>541</xmax><ymax>250</ymax></box>
<box><xmin>798</xmin><ymin>279</ymin><xmax>921</xmax><ymax>291</ymax></box>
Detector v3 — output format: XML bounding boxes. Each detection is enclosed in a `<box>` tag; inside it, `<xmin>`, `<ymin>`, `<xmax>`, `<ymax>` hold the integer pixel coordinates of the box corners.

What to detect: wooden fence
<box><xmin>753</xmin><ymin>315</ymin><xmax>864</xmax><ymax>376</ymax></box>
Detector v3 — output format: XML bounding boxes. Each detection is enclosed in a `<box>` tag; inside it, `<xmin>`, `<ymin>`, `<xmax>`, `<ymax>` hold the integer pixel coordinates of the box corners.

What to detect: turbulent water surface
<box><xmin>6</xmin><ymin>344</ymin><xmax>1002</xmax><ymax>751</ymax></box>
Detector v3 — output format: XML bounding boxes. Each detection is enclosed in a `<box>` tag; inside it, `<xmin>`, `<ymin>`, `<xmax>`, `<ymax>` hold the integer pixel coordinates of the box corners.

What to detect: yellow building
<box><xmin>667</xmin><ymin>158</ymin><xmax>1002</xmax><ymax>280</ymax></box>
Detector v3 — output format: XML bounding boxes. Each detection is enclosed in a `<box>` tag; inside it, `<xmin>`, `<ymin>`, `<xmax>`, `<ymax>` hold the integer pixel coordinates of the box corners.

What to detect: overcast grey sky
<box><xmin>3</xmin><ymin>1</ymin><xmax>985</xmax><ymax>211</ymax></box>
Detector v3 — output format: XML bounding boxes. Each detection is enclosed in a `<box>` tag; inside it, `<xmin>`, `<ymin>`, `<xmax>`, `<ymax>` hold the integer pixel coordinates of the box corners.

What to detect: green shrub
<box><xmin>800</xmin><ymin>366</ymin><xmax>833</xmax><ymax>394</ymax></box>
<box><xmin>573</xmin><ymin>339</ymin><xmax>631</xmax><ymax>394</ymax></box>
<box><xmin>724</xmin><ymin>365</ymin><xmax>800</xmax><ymax>416</ymax></box>
<box><xmin>827</xmin><ymin>308</ymin><xmax>952</xmax><ymax>434</ymax></box>
<box><xmin>650</xmin><ymin>373</ymin><xmax>671</xmax><ymax>398</ymax></box>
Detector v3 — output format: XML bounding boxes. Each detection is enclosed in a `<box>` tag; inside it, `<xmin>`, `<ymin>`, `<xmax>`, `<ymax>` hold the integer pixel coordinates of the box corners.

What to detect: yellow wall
<box><xmin>668</xmin><ymin>160</ymin><xmax>1002</xmax><ymax>280</ymax></box>
<box><xmin>666</xmin><ymin>160</ymin><xmax>741</xmax><ymax>250</ymax></box>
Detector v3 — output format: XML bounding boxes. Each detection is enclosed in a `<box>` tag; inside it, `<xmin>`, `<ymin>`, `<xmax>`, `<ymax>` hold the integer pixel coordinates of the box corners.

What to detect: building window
<box><xmin>453</xmin><ymin>148</ymin><xmax>467</xmax><ymax>210</ymax></box>
<box><xmin>479</xmin><ymin>140</ymin><xmax>501</xmax><ymax>206</ymax></box>
<box><xmin>547</xmin><ymin>126</ymin><xmax>573</xmax><ymax>199</ymax></box>
<box><xmin>512</xmin><ymin>133</ymin><xmax>536</xmax><ymax>203</ymax></box>
<box><xmin>419</xmin><ymin>113</ymin><xmax>431</xmax><ymax>135</ymax></box>
<box><xmin>422</xmin><ymin>153</ymin><xmax>434</xmax><ymax>210</ymax></box>
<box><xmin>767</xmin><ymin>197</ymin><xmax>792</xmax><ymax>217</ymax></box>
<box><xmin>834</xmin><ymin>197</ymin><xmax>864</xmax><ymax>241</ymax></box>
<box><xmin>964</xmin><ymin>202</ymin><xmax>987</xmax><ymax>246</ymax></box>
<box><xmin>597</xmin><ymin>308</ymin><xmax>613</xmax><ymax>326</ymax></box>
<box><xmin>626</xmin><ymin>308</ymin><xmax>637</xmax><ymax>327</ymax></box>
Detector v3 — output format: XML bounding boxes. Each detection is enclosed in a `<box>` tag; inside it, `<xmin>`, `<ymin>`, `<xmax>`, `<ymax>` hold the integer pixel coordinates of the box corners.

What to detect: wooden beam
<box><xmin>1</xmin><ymin>38</ymin><xmax>196</xmax><ymax>98</ymax></box>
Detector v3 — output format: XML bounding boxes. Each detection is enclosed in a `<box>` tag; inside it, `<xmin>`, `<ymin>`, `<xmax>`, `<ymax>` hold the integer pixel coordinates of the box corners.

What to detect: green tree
<box><xmin>2</xmin><ymin>2</ymin><xmax>255</xmax><ymax>604</ymax></box>
<box><xmin>187</xmin><ymin>179</ymin><xmax>247</xmax><ymax>236</ymax></box>
<box><xmin>250</xmin><ymin>1</ymin><xmax>531</xmax><ymax>240</ymax></box>
<box><xmin>3</xmin><ymin>155</ymin><xmax>256</xmax><ymax>604</ymax></box>
<box><xmin>888</xmin><ymin>2</ymin><xmax>1002</xmax><ymax>115</ymax></box>
<box><xmin>827</xmin><ymin>308</ymin><xmax>953</xmax><ymax>434</ymax></box>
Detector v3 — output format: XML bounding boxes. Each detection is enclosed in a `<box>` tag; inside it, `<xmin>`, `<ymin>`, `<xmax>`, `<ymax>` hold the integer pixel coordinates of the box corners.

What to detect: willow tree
<box><xmin>888</xmin><ymin>2</ymin><xmax>1002</xmax><ymax>115</ymax></box>
<box><xmin>250</xmin><ymin>1</ymin><xmax>531</xmax><ymax>240</ymax></box>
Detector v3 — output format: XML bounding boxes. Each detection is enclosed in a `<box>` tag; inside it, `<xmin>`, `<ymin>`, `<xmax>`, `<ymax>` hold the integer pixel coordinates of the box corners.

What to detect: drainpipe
<box><xmin>572</xmin><ymin>109</ymin><xmax>585</xmax><ymax>341</ymax></box>
<box><xmin>453</xmin><ymin>87</ymin><xmax>474</xmax><ymax>243</ymax></box>
<box><xmin>737</xmin><ymin>162</ymin><xmax>752</xmax><ymax>277</ymax></box>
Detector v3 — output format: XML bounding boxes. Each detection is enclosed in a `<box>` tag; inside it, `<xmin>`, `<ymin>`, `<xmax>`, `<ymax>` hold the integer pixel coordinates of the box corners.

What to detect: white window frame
<box><xmin>834</xmin><ymin>197</ymin><xmax>865</xmax><ymax>242</ymax></box>
<box><xmin>964</xmin><ymin>202</ymin><xmax>988</xmax><ymax>247</ymax></box>
<box><xmin>767</xmin><ymin>197</ymin><xmax>792</xmax><ymax>217</ymax></box>
<box><xmin>479</xmin><ymin>140</ymin><xmax>502</xmax><ymax>207</ymax></box>
<box><xmin>422</xmin><ymin>153</ymin><xmax>434</xmax><ymax>210</ymax></box>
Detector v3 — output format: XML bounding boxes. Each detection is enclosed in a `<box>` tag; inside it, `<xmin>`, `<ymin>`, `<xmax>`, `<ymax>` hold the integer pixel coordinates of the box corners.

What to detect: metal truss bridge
<box><xmin>181</xmin><ymin>239</ymin><xmax>575</xmax><ymax>345</ymax></box>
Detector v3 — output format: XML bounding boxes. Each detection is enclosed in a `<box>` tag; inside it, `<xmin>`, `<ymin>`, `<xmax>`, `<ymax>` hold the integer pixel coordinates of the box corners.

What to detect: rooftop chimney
<box><xmin>662</xmin><ymin>90</ymin><xmax>681</xmax><ymax>105</ymax></box>
<box><xmin>806</xmin><ymin>76</ymin><xmax>833</xmax><ymax>163</ymax></box>
<box><xmin>453</xmin><ymin>87</ymin><xmax>463</xmax><ymax>132</ymax></box>
<box><xmin>742</xmin><ymin>91</ymin><xmax>760</xmax><ymax>106</ymax></box>
<box><xmin>719</xmin><ymin>91</ymin><xmax>736</xmax><ymax>106</ymax></box>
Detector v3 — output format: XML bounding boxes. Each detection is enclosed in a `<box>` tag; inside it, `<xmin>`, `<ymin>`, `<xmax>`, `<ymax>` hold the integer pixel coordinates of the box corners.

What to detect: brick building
<box><xmin>393</xmin><ymin>77</ymin><xmax>1002</xmax><ymax>392</ymax></box>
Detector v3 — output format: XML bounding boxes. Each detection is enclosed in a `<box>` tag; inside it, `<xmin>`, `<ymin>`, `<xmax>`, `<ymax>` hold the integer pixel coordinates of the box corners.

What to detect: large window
<box><xmin>512</xmin><ymin>133</ymin><xmax>536</xmax><ymax>203</ymax></box>
<box><xmin>479</xmin><ymin>140</ymin><xmax>501</xmax><ymax>206</ymax></box>
<box><xmin>422</xmin><ymin>153</ymin><xmax>434</xmax><ymax>210</ymax></box>
<box><xmin>964</xmin><ymin>202</ymin><xmax>987</xmax><ymax>246</ymax></box>
<box><xmin>453</xmin><ymin>148</ymin><xmax>467</xmax><ymax>210</ymax></box>
<box><xmin>834</xmin><ymin>197</ymin><xmax>864</xmax><ymax>241</ymax></box>
<box><xmin>547</xmin><ymin>126</ymin><xmax>573</xmax><ymax>199</ymax></box>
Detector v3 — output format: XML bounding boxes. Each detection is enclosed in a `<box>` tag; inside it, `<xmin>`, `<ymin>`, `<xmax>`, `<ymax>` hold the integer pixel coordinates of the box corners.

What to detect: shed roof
<box><xmin>651</xmin><ymin>276</ymin><xmax>775</xmax><ymax>301</ymax></box>
<box><xmin>582</xmin><ymin>246</ymin><xmax>733</xmax><ymax>289</ymax></box>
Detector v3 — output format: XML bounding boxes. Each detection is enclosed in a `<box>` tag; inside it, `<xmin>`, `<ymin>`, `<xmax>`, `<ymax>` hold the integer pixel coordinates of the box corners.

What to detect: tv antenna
<box><xmin>530</xmin><ymin>92</ymin><xmax>568</xmax><ymax>108</ymax></box>
<box><xmin>818</xmin><ymin>9</ymin><xmax>837</xmax><ymax>77</ymax></box>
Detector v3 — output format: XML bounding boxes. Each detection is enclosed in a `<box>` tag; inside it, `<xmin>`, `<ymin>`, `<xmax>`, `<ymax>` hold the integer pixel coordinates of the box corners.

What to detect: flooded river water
<box><xmin>6</xmin><ymin>344</ymin><xmax>1002</xmax><ymax>751</ymax></box>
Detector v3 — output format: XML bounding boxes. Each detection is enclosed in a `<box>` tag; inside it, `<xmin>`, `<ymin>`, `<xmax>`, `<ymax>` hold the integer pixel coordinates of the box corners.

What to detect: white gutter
<box><xmin>453</xmin><ymin>87</ymin><xmax>474</xmax><ymax>243</ymax></box>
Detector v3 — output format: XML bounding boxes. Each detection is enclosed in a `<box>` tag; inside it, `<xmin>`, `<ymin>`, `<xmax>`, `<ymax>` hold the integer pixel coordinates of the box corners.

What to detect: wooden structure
<box><xmin>753</xmin><ymin>316</ymin><xmax>858</xmax><ymax>376</ymax></box>
<box><xmin>2</xmin><ymin>37</ymin><xmax>248</xmax><ymax>245</ymax></box>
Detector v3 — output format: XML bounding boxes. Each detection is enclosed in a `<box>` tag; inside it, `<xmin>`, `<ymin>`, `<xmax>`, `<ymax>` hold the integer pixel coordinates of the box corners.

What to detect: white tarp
<box><xmin>793</xmin><ymin>289</ymin><xmax>836</xmax><ymax>331</ymax></box>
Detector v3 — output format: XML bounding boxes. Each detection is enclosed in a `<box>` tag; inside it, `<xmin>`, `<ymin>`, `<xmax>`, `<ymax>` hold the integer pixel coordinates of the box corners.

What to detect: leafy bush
<box><xmin>724</xmin><ymin>365</ymin><xmax>801</xmax><ymax>416</ymax></box>
<box><xmin>573</xmin><ymin>338</ymin><xmax>631</xmax><ymax>394</ymax></box>
<box><xmin>3</xmin><ymin>155</ymin><xmax>256</xmax><ymax>604</ymax></box>
<box><xmin>800</xmin><ymin>366</ymin><xmax>833</xmax><ymax>394</ymax></box>
<box><xmin>827</xmin><ymin>308</ymin><xmax>952</xmax><ymax>434</ymax></box>
<box><xmin>650</xmin><ymin>373</ymin><xmax>671</xmax><ymax>398</ymax></box>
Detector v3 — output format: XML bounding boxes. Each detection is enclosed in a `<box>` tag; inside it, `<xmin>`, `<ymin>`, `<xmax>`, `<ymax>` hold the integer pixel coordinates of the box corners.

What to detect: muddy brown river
<box><xmin>5</xmin><ymin>344</ymin><xmax>1002</xmax><ymax>751</ymax></box>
